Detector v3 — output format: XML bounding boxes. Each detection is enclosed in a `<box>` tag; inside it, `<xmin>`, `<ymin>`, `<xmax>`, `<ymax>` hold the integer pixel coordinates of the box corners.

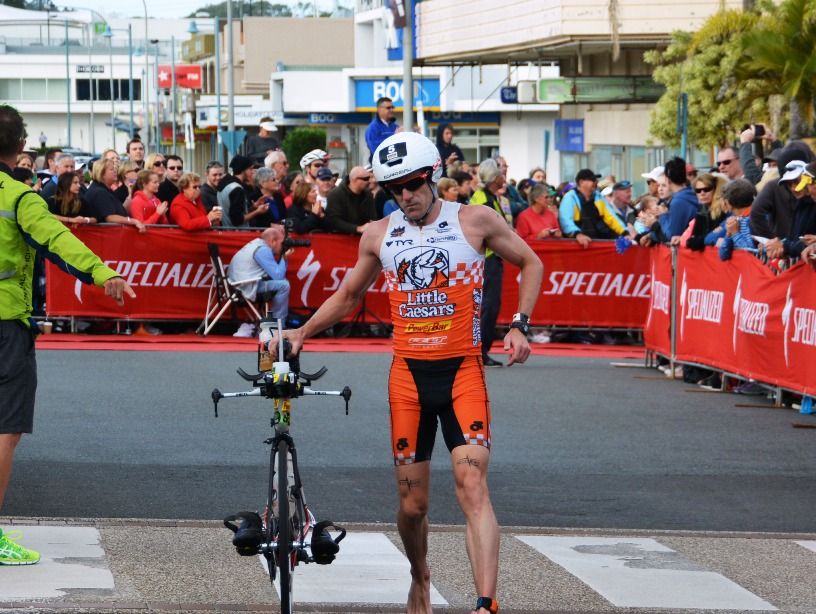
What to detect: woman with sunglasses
<box><xmin>145</xmin><ymin>153</ymin><xmax>166</xmax><ymax>182</ymax></box>
<box><xmin>169</xmin><ymin>173</ymin><xmax>223</xmax><ymax>231</ymax></box>
<box><xmin>672</xmin><ymin>173</ymin><xmax>728</xmax><ymax>250</ymax></box>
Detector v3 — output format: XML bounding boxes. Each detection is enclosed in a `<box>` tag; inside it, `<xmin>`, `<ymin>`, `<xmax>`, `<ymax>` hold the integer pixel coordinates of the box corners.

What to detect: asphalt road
<box><xmin>6</xmin><ymin>349</ymin><xmax>816</xmax><ymax>532</ymax></box>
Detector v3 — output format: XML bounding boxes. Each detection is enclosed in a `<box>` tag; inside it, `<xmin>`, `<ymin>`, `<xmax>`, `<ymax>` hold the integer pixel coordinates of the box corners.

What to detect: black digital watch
<box><xmin>508</xmin><ymin>312</ymin><xmax>530</xmax><ymax>336</ymax></box>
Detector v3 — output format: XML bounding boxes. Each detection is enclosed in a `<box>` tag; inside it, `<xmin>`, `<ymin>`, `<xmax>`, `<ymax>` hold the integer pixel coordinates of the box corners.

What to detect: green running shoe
<box><xmin>0</xmin><ymin>529</ymin><xmax>41</xmax><ymax>565</ymax></box>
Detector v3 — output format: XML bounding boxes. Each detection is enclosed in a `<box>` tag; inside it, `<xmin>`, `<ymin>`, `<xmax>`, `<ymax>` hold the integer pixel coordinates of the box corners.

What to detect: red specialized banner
<box><xmin>45</xmin><ymin>227</ymin><xmax>386</xmax><ymax>321</ymax></box>
<box><xmin>45</xmin><ymin>228</ymin><xmax>652</xmax><ymax>327</ymax></box>
<box><xmin>674</xmin><ymin>248</ymin><xmax>816</xmax><ymax>395</ymax></box>
<box><xmin>643</xmin><ymin>245</ymin><xmax>673</xmax><ymax>356</ymax></box>
<box><xmin>502</xmin><ymin>240</ymin><xmax>652</xmax><ymax>327</ymax></box>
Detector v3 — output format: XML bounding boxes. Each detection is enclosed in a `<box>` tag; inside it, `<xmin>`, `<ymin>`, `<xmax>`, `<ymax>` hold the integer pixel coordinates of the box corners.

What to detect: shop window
<box><xmin>47</xmin><ymin>79</ymin><xmax>68</xmax><ymax>101</ymax></box>
<box><xmin>21</xmin><ymin>79</ymin><xmax>47</xmax><ymax>100</ymax></box>
<box><xmin>0</xmin><ymin>79</ymin><xmax>21</xmax><ymax>100</ymax></box>
<box><xmin>76</xmin><ymin>78</ymin><xmax>141</xmax><ymax>101</ymax></box>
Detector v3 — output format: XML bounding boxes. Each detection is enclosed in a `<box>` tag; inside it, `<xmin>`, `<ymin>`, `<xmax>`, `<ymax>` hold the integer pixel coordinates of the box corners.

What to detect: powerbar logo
<box><xmin>543</xmin><ymin>272</ymin><xmax>650</xmax><ymax>298</ymax></box>
<box><xmin>404</xmin><ymin>320</ymin><xmax>452</xmax><ymax>333</ymax></box>
<box><xmin>398</xmin><ymin>289</ymin><xmax>455</xmax><ymax>318</ymax></box>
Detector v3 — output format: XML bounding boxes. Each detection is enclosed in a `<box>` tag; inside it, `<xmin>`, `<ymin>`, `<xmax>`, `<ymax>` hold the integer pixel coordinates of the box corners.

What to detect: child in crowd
<box><xmin>704</xmin><ymin>179</ymin><xmax>757</xmax><ymax>260</ymax></box>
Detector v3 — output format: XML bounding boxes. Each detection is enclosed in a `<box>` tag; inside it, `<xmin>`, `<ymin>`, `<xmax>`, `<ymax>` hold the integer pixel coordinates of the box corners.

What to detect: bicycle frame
<box><xmin>213</xmin><ymin>320</ymin><xmax>350</xmax><ymax>614</ymax></box>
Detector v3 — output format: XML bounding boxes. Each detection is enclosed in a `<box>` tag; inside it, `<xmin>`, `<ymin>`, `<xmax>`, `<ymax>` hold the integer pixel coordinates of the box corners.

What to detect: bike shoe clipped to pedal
<box><xmin>310</xmin><ymin>520</ymin><xmax>346</xmax><ymax>564</ymax></box>
<box><xmin>224</xmin><ymin>512</ymin><xmax>264</xmax><ymax>556</ymax></box>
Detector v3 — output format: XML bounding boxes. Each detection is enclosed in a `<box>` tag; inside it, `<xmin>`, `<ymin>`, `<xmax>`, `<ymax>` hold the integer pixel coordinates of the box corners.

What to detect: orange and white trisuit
<box><xmin>379</xmin><ymin>200</ymin><xmax>491</xmax><ymax>466</ymax></box>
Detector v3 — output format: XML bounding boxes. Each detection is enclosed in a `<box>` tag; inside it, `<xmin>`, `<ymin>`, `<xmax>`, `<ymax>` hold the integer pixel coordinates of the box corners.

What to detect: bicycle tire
<box><xmin>277</xmin><ymin>440</ymin><xmax>294</xmax><ymax>613</ymax></box>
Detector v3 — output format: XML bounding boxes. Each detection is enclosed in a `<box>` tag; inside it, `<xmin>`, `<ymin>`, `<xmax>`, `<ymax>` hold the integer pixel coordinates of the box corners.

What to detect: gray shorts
<box><xmin>0</xmin><ymin>320</ymin><xmax>37</xmax><ymax>434</ymax></box>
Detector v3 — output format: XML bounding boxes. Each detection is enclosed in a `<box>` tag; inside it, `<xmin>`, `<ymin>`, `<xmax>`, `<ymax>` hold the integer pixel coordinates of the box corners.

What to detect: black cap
<box><xmin>612</xmin><ymin>180</ymin><xmax>632</xmax><ymax>191</ymax></box>
<box><xmin>575</xmin><ymin>168</ymin><xmax>600</xmax><ymax>183</ymax></box>
<box><xmin>230</xmin><ymin>154</ymin><xmax>254</xmax><ymax>175</ymax></box>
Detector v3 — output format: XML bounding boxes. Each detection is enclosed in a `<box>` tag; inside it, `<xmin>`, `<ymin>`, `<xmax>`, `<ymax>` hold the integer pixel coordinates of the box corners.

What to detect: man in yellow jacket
<box><xmin>558</xmin><ymin>168</ymin><xmax>625</xmax><ymax>248</ymax></box>
<box><xmin>0</xmin><ymin>105</ymin><xmax>135</xmax><ymax>564</ymax></box>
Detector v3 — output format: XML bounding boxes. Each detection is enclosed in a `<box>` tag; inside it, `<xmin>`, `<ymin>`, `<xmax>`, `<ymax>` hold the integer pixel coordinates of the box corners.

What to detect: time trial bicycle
<box><xmin>212</xmin><ymin>319</ymin><xmax>351</xmax><ymax>613</ymax></box>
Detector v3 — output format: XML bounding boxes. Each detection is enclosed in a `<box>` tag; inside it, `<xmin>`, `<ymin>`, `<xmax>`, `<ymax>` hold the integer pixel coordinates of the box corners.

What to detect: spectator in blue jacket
<box><xmin>643</xmin><ymin>157</ymin><xmax>699</xmax><ymax>245</ymax></box>
<box><xmin>365</xmin><ymin>97</ymin><xmax>399</xmax><ymax>161</ymax></box>
<box><xmin>559</xmin><ymin>168</ymin><xmax>625</xmax><ymax>248</ymax></box>
<box><xmin>716</xmin><ymin>179</ymin><xmax>757</xmax><ymax>260</ymax></box>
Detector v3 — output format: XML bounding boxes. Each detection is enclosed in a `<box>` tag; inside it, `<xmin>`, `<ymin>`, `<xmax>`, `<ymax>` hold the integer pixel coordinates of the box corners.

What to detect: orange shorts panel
<box><xmin>388</xmin><ymin>355</ymin><xmax>491</xmax><ymax>466</ymax></box>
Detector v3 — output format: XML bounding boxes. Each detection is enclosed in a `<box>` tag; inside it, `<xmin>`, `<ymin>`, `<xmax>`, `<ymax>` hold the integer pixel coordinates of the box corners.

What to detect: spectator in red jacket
<box><xmin>129</xmin><ymin>170</ymin><xmax>169</xmax><ymax>225</ymax></box>
<box><xmin>169</xmin><ymin>173</ymin><xmax>222</xmax><ymax>231</ymax></box>
<box><xmin>516</xmin><ymin>183</ymin><xmax>562</xmax><ymax>241</ymax></box>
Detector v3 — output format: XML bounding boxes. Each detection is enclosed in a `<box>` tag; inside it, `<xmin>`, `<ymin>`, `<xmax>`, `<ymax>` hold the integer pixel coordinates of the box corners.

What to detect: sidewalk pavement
<box><xmin>2</xmin><ymin>517</ymin><xmax>816</xmax><ymax>614</ymax></box>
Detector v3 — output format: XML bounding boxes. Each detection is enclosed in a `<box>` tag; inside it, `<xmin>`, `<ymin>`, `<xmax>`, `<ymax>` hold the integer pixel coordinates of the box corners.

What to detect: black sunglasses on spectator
<box><xmin>717</xmin><ymin>159</ymin><xmax>734</xmax><ymax>166</ymax></box>
<box><xmin>695</xmin><ymin>186</ymin><xmax>714</xmax><ymax>193</ymax></box>
<box><xmin>152</xmin><ymin>160</ymin><xmax>166</xmax><ymax>167</ymax></box>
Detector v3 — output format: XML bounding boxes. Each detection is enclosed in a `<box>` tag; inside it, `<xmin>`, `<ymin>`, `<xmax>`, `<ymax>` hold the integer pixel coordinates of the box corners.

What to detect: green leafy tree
<box><xmin>736</xmin><ymin>0</ymin><xmax>816</xmax><ymax>138</ymax></box>
<box><xmin>645</xmin><ymin>9</ymin><xmax>767</xmax><ymax>148</ymax></box>
<box><xmin>282</xmin><ymin>127</ymin><xmax>326</xmax><ymax>172</ymax></box>
<box><xmin>188</xmin><ymin>1</ymin><xmax>293</xmax><ymax>18</ymax></box>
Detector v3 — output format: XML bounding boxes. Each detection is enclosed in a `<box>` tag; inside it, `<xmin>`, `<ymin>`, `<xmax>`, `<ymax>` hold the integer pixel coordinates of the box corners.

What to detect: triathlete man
<box><xmin>274</xmin><ymin>132</ymin><xmax>543</xmax><ymax>614</ymax></box>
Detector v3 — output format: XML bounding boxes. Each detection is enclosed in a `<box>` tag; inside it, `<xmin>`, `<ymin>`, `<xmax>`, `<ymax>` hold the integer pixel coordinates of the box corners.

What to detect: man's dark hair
<box><xmin>721</xmin><ymin>178</ymin><xmax>756</xmax><ymax>208</ymax></box>
<box><xmin>451</xmin><ymin>171</ymin><xmax>471</xmax><ymax>186</ymax></box>
<box><xmin>165</xmin><ymin>154</ymin><xmax>183</xmax><ymax>164</ymax></box>
<box><xmin>664</xmin><ymin>157</ymin><xmax>687</xmax><ymax>186</ymax></box>
<box><xmin>376</xmin><ymin>97</ymin><xmax>393</xmax><ymax>108</ymax></box>
<box><xmin>126</xmin><ymin>138</ymin><xmax>143</xmax><ymax>153</ymax></box>
<box><xmin>206</xmin><ymin>160</ymin><xmax>224</xmax><ymax>171</ymax></box>
<box><xmin>0</xmin><ymin>105</ymin><xmax>26</xmax><ymax>158</ymax></box>
<box><xmin>45</xmin><ymin>149</ymin><xmax>62</xmax><ymax>164</ymax></box>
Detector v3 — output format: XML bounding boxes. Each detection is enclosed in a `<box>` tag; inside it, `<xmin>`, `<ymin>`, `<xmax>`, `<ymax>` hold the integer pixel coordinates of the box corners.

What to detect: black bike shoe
<box><xmin>482</xmin><ymin>355</ymin><xmax>503</xmax><ymax>368</ymax></box>
<box><xmin>310</xmin><ymin>520</ymin><xmax>346</xmax><ymax>564</ymax></box>
<box><xmin>224</xmin><ymin>512</ymin><xmax>264</xmax><ymax>556</ymax></box>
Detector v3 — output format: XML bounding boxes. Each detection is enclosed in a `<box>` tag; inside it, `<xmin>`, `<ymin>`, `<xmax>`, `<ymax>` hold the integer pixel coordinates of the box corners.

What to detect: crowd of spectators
<box><xmin>19</xmin><ymin>115</ymin><xmax>816</xmax><ymax>351</ymax></box>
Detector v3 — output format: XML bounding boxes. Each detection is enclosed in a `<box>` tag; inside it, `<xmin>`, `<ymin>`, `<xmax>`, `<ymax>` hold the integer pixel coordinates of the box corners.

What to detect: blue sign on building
<box><xmin>385</xmin><ymin>0</ymin><xmax>417</xmax><ymax>62</ymax></box>
<box><xmin>555</xmin><ymin>119</ymin><xmax>585</xmax><ymax>153</ymax></box>
<box><xmin>307</xmin><ymin>112</ymin><xmax>372</xmax><ymax>125</ymax></box>
<box><xmin>354</xmin><ymin>78</ymin><xmax>441</xmax><ymax>111</ymax></box>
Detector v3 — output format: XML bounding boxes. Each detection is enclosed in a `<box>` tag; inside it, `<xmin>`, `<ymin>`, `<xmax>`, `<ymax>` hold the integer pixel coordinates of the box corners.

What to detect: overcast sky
<box><xmin>54</xmin><ymin>0</ymin><xmax>345</xmax><ymax>19</ymax></box>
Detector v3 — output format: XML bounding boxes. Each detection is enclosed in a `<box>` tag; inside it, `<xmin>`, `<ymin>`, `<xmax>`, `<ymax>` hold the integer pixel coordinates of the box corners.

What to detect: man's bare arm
<box><xmin>288</xmin><ymin>227</ymin><xmax>384</xmax><ymax>352</ymax></box>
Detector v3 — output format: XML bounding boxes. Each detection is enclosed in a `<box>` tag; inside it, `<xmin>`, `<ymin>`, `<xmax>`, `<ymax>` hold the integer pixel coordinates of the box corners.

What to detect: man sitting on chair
<box><xmin>227</xmin><ymin>225</ymin><xmax>291</xmax><ymax>337</ymax></box>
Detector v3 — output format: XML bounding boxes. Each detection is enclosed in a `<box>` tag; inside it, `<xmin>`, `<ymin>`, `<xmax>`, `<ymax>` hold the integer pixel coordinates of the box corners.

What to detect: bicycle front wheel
<box><xmin>277</xmin><ymin>440</ymin><xmax>294</xmax><ymax>613</ymax></box>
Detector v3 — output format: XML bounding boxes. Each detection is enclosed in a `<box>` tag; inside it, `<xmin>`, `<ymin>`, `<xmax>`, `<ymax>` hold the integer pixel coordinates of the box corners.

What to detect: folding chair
<box><xmin>197</xmin><ymin>243</ymin><xmax>264</xmax><ymax>336</ymax></box>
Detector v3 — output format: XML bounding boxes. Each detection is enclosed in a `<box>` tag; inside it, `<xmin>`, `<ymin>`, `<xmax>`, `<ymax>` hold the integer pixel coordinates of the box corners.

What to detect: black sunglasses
<box><xmin>717</xmin><ymin>159</ymin><xmax>735</xmax><ymax>166</ymax></box>
<box><xmin>695</xmin><ymin>186</ymin><xmax>714</xmax><ymax>194</ymax></box>
<box><xmin>152</xmin><ymin>160</ymin><xmax>166</xmax><ymax>167</ymax></box>
<box><xmin>385</xmin><ymin>173</ymin><xmax>428</xmax><ymax>193</ymax></box>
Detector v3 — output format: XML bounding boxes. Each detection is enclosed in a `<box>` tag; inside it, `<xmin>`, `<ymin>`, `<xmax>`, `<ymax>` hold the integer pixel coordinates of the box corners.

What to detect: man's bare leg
<box><xmin>0</xmin><ymin>433</ymin><xmax>22</xmax><ymax>509</ymax></box>
<box><xmin>395</xmin><ymin>460</ymin><xmax>432</xmax><ymax>614</ymax></box>
<box><xmin>451</xmin><ymin>445</ymin><xmax>498</xmax><ymax>614</ymax></box>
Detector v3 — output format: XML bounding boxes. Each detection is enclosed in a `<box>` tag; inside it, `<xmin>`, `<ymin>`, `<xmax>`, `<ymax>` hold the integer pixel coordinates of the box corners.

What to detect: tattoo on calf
<box><xmin>398</xmin><ymin>478</ymin><xmax>421</xmax><ymax>490</ymax></box>
<box><xmin>457</xmin><ymin>455</ymin><xmax>481</xmax><ymax>468</ymax></box>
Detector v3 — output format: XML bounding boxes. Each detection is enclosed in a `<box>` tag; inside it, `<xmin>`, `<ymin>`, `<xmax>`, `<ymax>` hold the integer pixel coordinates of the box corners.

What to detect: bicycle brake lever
<box><xmin>237</xmin><ymin>367</ymin><xmax>264</xmax><ymax>382</ymax></box>
<box><xmin>212</xmin><ymin>388</ymin><xmax>223</xmax><ymax>417</ymax></box>
<box><xmin>299</xmin><ymin>366</ymin><xmax>328</xmax><ymax>382</ymax></box>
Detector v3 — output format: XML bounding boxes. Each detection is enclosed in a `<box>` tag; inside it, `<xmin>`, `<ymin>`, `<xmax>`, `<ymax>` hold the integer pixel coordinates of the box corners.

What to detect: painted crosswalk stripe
<box><xmin>517</xmin><ymin>536</ymin><xmax>776</xmax><ymax>611</ymax></box>
<box><xmin>260</xmin><ymin>531</ymin><xmax>447</xmax><ymax>605</ymax></box>
<box><xmin>796</xmin><ymin>540</ymin><xmax>816</xmax><ymax>554</ymax></box>
<box><xmin>0</xmin><ymin>526</ymin><xmax>114</xmax><ymax>600</ymax></box>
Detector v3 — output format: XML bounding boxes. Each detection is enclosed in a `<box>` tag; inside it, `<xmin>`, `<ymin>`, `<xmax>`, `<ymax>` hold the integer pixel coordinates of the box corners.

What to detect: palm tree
<box><xmin>736</xmin><ymin>0</ymin><xmax>816</xmax><ymax>138</ymax></box>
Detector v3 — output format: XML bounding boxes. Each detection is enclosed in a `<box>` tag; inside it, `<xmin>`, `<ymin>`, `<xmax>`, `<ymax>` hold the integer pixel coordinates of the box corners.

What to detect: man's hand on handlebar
<box><xmin>269</xmin><ymin>327</ymin><xmax>306</xmax><ymax>360</ymax></box>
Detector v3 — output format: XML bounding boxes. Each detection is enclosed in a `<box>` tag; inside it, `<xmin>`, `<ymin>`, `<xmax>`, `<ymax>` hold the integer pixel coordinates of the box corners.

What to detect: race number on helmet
<box><xmin>372</xmin><ymin>133</ymin><xmax>443</xmax><ymax>185</ymax></box>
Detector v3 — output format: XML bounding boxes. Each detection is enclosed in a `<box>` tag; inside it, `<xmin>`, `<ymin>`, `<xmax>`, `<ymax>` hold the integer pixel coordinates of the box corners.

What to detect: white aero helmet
<box><xmin>372</xmin><ymin>132</ymin><xmax>443</xmax><ymax>185</ymax></box>
<box><xmin>300</xmin><ymin>149</ymin><xmax>328</xmax><ymax>170</ymax></box>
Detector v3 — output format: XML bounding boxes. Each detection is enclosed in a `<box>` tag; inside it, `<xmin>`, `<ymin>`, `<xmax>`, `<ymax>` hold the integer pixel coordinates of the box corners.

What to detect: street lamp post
<box><xmin>141</xmin><ymin>0</ymin><xmax>149</xmax><ymax>150</ymax></box>
<box><xmin>171</xmin><ymin>35</ymin><xmax>176</xmax><ymax>155</ymax></box>
<box><xmin>152</xmin><ymin>40</ymin><xmax>160</xmax><ymax>152</ymax></box>
<box><xmin>128</xmin><ymin>24</ymin><xmax>134</xmax><ymax>140</ymax></box>
<box><xmin>65</xmin><ymin>19</ymin><xmax>71</xmax><ymax>146</ymax></box>
<box><xmin>103</xmin><ymin>25</ymin><xmax>114</xmax><ymax>150</ymax></box>
<box><xmin>214</xmin><ymin>17</ymin><xmax>223</xmax><ymax>163</ymax></box>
